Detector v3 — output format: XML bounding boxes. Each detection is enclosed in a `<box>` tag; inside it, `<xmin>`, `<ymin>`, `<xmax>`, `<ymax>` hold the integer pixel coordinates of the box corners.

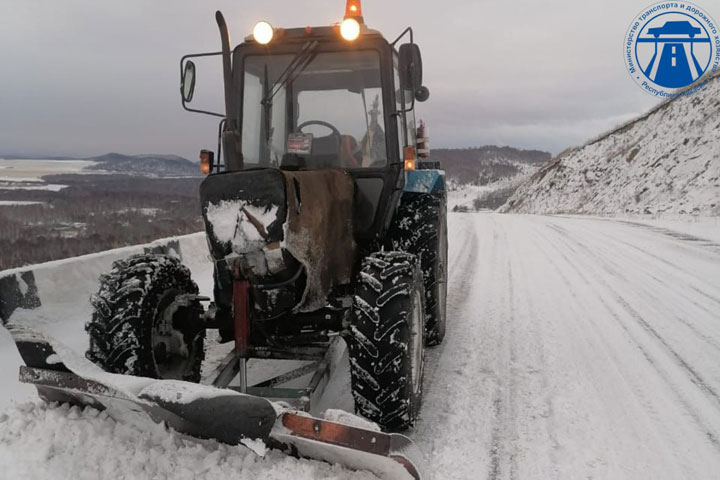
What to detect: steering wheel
<box><xmin>297</xmin><ymin>120</ymin><xmax>342</xmax><ymax>139</ymax></box>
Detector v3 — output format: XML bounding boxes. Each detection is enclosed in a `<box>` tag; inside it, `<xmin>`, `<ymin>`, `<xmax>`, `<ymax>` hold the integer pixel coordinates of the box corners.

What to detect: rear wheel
<box><xmin>387</xmin><ymin>193</ymin><xmax>448</xmax><ymax>345</ymax></box>
<box><xmin>85</xmin><ymin>254</ymin><xmax>205</xmax><ymax>382</ymax></box>
<box><xmin>346</xmin><ymin>251</ymin><xmax>425</xmax><ymax>431</ymax></box>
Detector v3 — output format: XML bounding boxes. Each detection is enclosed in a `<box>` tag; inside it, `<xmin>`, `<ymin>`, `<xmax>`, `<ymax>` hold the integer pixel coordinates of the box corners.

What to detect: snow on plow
<box><xmin>7</xmin><ymin>324</ymin><xmax>424</xmax><ymax>480</ymax></box>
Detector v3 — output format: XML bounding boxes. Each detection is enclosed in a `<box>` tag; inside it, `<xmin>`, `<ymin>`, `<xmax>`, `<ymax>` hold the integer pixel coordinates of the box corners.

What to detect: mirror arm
<box><xmin>391</xmin><ymin>26</ymin><xmax>413</xmax><ymax>47</ymax></box>
<box><xmin>180</xmin><ymin>52</ymin><xmax>225</xmax><ymax>118</ymax></box>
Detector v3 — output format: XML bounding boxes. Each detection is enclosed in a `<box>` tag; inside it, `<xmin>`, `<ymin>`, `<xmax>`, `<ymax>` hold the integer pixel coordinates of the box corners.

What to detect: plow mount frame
<box><xmin>208</xmin><ymin>334</ymin><xmax>346</xmax><ymax>413</ymax></box>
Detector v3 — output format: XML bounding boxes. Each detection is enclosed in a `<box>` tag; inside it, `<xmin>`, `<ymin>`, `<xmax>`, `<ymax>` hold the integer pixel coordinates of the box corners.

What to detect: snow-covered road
<box><xmin>2</xmin><ymin>213</ymin><xmax>719</xmax><ymax>479</ymax></box>
<box><xmin>417</xmin><ymin>213</ymin><xmax>720</xmax><ymax>479</ymax></box>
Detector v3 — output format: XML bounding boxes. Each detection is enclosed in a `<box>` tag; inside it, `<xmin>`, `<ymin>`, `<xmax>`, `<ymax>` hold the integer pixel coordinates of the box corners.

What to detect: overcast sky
<box><xmin>1</xmin><ymin>0</ymin><xmax>717</xmax><ymax>159</ymax></box>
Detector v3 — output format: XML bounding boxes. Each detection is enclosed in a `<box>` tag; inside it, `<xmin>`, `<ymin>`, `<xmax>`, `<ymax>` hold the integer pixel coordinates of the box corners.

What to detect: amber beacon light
<box><xmin>345</xmin><ymin>0</ymin><xmax>363</xmax><ymax>19</ymax></box>
<box><xmin>340</xmin><ymin>0</ymin><xmax>363</xmax><ymax>41</ymax></box>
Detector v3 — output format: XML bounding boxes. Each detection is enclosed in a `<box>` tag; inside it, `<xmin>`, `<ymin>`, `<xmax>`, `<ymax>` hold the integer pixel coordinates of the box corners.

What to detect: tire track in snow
<box><xmin>545</xmin><ymin>221</ymin><xmax>720</xmax><ymax>407</ymax></box>
<box><xmin>537</xmin><ymin>220</ymin><xmax>720</xmax><ymax>453</ymax></box>
<box><xmin>507</xmin><ymin>219</ymin><xmax>561</xmax><ymax>478</ymax></box>
<box><xmin>487</xmin><ymin>247</ymin><xmax>519</xmax><ymax>480</ymax></box>
<box><xmin>521</xmin><ymin>218</ymin><xmax>720</xmax><ymax>479</ymax></box>
<box><xmin>544</xmin><ymin>222</ymin><xmax>720</xmax><ymax>354</ymax></box>
<box><xmin>564</xmin><ymin>220</ymin><xmax>720</xmax><ymax>304</ymax></box>
<box><xmin>414</xmin><ymin>214</ymin><xmax>511</xmax><ymax>480</ymax></box>
<box><xmin>420</xmin><ymin>215</ymin><xmax>479</xmax><ymax>403</ymax></box>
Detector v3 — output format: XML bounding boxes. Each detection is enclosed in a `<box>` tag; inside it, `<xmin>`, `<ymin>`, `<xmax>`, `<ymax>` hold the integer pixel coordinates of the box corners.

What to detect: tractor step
<box><xmin>6</xmin><ymin>324</ymin><xmax>425</xmax><ymax>480</ymax></box>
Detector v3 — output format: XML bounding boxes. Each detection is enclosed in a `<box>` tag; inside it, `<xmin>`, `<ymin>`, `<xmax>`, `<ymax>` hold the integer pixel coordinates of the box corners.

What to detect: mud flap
<box><xmin>6</xmin><ymin>325</ymin><xmax>426</xmax><ymax>480</ymax></box>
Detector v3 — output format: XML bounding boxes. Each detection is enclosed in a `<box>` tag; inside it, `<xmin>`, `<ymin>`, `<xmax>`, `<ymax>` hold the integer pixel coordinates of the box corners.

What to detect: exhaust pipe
<box><xmin>216</xmin><ymin>11</ymin><xmax>243</xmax><ymax>171</ymax></box>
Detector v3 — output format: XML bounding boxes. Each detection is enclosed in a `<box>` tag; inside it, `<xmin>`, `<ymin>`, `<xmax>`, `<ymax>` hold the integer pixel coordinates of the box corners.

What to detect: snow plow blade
<box><xmin>7</xmin><ymin>325</ymin><xmax>424</xmax><ymax>480</ymax></box>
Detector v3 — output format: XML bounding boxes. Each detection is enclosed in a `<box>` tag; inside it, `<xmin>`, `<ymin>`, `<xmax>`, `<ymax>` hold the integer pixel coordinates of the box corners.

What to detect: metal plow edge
<box><xmin>6</xmin><ymin>324</ymin><xmax>425</xmax><ymax>480</ymax></box>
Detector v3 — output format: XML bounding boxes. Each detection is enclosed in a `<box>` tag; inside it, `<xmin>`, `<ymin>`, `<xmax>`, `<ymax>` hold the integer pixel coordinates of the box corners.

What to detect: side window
<box><xmin>406</xmin><ymin>107</ymin><xmax>417</xmax><ymax>151</ymax></box>
<box><xmin>393</xmin><ymin>56</ymin><xmax>407</xmax><ymax>156</ymax></box>
<box><xmin>394</xmin><ymin>54</ymin><xmax>416</xmax><ymax>151</ymax></box>
<box><xmin>242</xmin><ymin>71</ymin><xmax>262</xmax><ymax>164</ymax></box>
<box><xmin>269</xmin><ymin>86</ymin><xmax>286</xmax><ymax>167</ymax></box>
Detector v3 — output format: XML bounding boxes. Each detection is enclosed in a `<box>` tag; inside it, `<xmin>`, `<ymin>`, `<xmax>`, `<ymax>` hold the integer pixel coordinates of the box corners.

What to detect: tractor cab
<box><xmin>181</xmin><ymin>1</ymin><xmax>431</xmax><ymax>244</ymax></box>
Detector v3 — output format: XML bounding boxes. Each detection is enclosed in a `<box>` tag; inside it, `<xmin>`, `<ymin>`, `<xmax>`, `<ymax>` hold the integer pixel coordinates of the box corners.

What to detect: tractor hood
<box><xmin>200</xmin><ymin>168</ymin><xmax>355</xmax><ymax>313</ymax></box>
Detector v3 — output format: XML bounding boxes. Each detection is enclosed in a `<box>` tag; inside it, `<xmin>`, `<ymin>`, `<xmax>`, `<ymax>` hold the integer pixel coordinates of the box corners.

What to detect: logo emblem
<box><xmin>625</xmin><ymin>2</ymin><xmax>719</xmax><ymax>96</ymax></box>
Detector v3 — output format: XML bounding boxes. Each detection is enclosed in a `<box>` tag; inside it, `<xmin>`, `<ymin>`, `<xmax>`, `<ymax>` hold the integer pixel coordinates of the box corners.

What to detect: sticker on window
<box><xmin>287</xmin><ymin>133</ymin><xmax>313</xmax><ymax>155</ymax></box>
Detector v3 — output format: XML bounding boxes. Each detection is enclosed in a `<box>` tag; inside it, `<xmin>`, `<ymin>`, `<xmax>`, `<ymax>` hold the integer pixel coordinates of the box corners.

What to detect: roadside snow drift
<box><xmin>0</xmin><ymin>402</ymin><xmax>376</xmax><ymax>480</ymax></box>
<box><xmin>503</xmin><ymin>73</ymin><xmax>720</xmax><ymax>216</ymax></box>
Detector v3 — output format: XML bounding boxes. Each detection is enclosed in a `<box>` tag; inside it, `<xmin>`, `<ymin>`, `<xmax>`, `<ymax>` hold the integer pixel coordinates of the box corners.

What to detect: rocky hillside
<box><xmin>433</xmin><ymin>147</ymin><xmax>550</xmax><ymax>186</ymax></box>
<box><xmin>86</xmin><ymin>153</ymin><xmax>200</xmax><ymax>176</ymax></box>
<box><xmin>503</xmin><ymin>74</ymin><xmax>720</xmax><ymax>216</ymax></box>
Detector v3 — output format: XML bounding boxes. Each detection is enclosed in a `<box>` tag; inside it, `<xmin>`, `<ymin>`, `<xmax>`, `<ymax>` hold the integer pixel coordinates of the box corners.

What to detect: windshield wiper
<box><xmin>261</xmin><ymin>40</ymin><xmax>319</xmax><ymax>107</ymax></box>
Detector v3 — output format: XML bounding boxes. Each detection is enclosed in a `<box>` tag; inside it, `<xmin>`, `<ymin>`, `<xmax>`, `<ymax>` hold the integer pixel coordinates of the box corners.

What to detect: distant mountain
<box><xmin>0</xmin><ymin>154</ymin><xmax>79</xmax><ymax>160</ymax></box>
<box><xmin>433</xmin><ymin>146</ymin><xmax>551</xmax><ymax>186</ymax></box>
<box><xmin>86</xmin><ymin>153</ymin><xmax>201</xmax><ymax>176</ymax></box>
<box><xmin>503</xmin><ymin>73</ymin><xmax>720</xmax><ymax>216</ymax></box>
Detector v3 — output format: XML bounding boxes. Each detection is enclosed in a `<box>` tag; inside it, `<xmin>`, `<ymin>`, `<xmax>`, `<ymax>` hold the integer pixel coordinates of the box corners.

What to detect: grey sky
<box><xmin>1</xmin><ymin>0</ymin><xmax>717</xmax><ymax>159</ymax></box>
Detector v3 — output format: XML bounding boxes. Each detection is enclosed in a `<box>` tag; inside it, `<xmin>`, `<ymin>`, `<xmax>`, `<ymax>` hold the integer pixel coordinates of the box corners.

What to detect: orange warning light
<box><xmin>345</xmin><ymin>0</ymin><xmax>363</xmax><ymax>19</ymax></box>
<box><xmin>403</xmin><ymin>146</ymin><xmax>416</xmax><ymax>170</ymax></box>
<box><xmin>200</xmin><ymin>150</ymin><xmax>213</xmax><ymax>175</ymax></box>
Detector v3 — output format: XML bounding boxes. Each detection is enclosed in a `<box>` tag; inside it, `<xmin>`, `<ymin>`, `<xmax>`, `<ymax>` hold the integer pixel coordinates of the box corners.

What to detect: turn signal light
<box><xmin>200</xmin><ymin>150</ymin><xmax>214</xmax><ymax>175</ymax></box>
<box><xmin>403</xmin><ymin>146</ymin><xmax>416</xmax><ymax>171</ymax></box>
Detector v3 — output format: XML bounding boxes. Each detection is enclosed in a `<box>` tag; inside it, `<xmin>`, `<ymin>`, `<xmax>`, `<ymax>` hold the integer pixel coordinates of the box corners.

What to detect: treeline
<box><xmin>0</xmin><ymin>175</ymin><xmax>204</xmax><ymax>270</ymax></box>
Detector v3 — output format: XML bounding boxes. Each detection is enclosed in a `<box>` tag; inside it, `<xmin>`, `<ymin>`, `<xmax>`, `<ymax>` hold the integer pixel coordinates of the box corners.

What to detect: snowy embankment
<box><xmin>503</xmin><ymin>73</ymin><xmax>720</xmax><ymax>216</ymax></box>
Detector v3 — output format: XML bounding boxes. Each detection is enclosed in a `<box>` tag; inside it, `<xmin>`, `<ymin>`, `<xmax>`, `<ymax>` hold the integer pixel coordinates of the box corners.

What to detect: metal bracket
<box><xmin>207</xmin><ymin>336</ymin><xmax>346</xmax><ymax>412</ymax></box>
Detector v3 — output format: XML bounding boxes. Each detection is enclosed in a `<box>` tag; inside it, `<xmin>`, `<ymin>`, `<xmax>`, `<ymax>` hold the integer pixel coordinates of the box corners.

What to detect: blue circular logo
<box><xmin>625</xmin><ymin>2</ymin><xmax>719</xmax><ymax>96</ymax></box>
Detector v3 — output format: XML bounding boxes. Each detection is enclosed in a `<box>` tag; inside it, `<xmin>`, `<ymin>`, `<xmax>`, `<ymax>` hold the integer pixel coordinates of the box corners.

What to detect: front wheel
<box><xmin>346</xmin><ymin>251</ymin><xmax>425</xmax><ymax>431</ymax></box>
<box><xmin>85</xmin><ymin>254</ymin><xmax>205</xmax><ymax>382</ymax></box>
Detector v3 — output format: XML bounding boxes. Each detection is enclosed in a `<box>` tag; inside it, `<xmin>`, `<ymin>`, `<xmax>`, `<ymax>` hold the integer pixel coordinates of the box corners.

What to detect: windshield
<box><xmin>242</xmin><ymin>50</ymin><xmax>387</xmax><ymax>169</ymax></box>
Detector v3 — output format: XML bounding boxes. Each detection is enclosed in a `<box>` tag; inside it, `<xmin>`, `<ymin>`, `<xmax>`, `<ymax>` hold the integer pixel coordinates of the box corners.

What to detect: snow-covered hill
<box><xmin>503</xmin><ymin>74</ymin><xmax>720</xmax><ymax>216</ymax></box>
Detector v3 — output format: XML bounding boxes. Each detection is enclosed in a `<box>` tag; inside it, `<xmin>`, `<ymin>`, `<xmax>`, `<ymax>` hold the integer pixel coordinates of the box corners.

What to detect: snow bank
<box><xmin>0</xmin><ymin>402</ymin><xmax>377</xmax><ymax>480</ymax></box>
<box><xmin>504</xmin><ymin>73</ymin><xmax>720</xmax><ymax>216</ymax></box>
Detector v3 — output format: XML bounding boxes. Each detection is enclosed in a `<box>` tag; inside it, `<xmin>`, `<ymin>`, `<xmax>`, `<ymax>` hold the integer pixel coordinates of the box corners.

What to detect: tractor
<box><xmin>85</xmin><ymin>0</ymin><xmax>447</xmax><ymax>432</ymax></box>
<box><xmin>8</xmin><ymin>2</ymin><xmax>445</xmax><ymax>477</ymax></box>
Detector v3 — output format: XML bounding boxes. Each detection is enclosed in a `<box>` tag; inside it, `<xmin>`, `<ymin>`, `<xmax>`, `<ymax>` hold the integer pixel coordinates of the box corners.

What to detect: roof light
<box><xmin>340</xmin><ymin>18</ymin><xmax>360</xmax><ymax>41</ymax></box>
<box><xmin>253</xmin><ymin>21</ymin><xmax>274</xmax><ymax>45</ymax></box>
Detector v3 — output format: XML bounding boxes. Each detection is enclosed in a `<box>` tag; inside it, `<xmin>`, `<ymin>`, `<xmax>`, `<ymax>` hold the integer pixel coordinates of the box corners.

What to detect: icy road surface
<box><xmin>416</xmin><ymin>213</ymin><xmax>720</xmax><ymax>479</ymax></box>
<box><xmin>1</xmin><ymin>213</ymin><xmax>720</xmax><ymax>479</ymax></box>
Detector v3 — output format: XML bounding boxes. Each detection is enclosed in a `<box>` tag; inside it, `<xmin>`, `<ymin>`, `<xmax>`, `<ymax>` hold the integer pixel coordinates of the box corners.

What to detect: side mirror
<box><xmin>398</xmin><ymin>43</ymin><xmax>423</xmax><ymax>91</ymax></box>
<box><xmin>415</xmin><ymin>86</ymin><xmax>430</xmax><ymax>102</ymax></box>
<box><xmin>181</xmin><ymin>61</ymin><xmax>196</xmax><ymax>103</ymax></box>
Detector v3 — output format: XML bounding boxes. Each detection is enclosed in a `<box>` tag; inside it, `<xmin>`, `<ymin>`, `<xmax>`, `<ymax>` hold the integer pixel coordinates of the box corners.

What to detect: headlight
<box><xmin>340</xmin><ymin>18</ymin><xmax>360</xmax><ymax>41</ymax></box>
<box><xmin>253</xmin><ymin>21</ymin><xmax>274</xmax><ymax>45</ymax></box>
